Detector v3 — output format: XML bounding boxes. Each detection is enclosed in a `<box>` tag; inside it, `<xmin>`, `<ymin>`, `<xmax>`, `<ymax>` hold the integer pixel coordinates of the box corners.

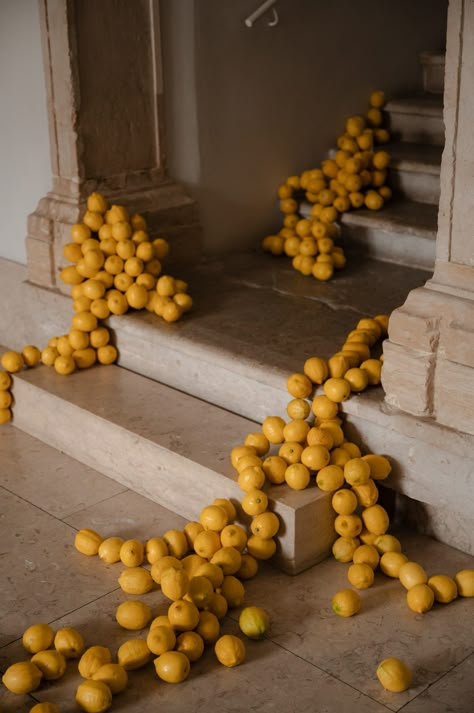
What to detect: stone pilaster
<box><xmin>382</xmin><ymin>0</ymin><xmax>474</xmax><ymax>436</ymax></box>
<box><xmin>28</xmin><ymin>0</ymin><xmax>200</xmax><ymax>292</ymax></box>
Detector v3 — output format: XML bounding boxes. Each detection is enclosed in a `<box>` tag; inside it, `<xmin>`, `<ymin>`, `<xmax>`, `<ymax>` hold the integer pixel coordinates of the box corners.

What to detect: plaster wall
<box><xmin>162</xmin><ymin>0</ymin><xmax>448</xmax><ymax>255</ymax></box>
<box><xmin>0</xmin><ymin>0</ymin><xmax>51</xmax><ymax>265</ymax></box>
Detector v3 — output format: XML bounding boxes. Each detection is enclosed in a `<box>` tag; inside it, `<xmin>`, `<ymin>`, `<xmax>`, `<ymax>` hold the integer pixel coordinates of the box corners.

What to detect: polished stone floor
<box><xmin>1</xmin><ymin>425</ymin><xmax>473</xmax><ymax>713</ymax></box>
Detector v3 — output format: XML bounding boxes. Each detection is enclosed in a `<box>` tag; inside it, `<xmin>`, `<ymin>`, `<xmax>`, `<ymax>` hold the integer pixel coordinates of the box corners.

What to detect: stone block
<box><xmin>382</xmin><ymin>341</ymin><xmax>434</xmax><ymax>416</ymax></box>
<box><xmin>434</xmin><ymin>358</ymin><xmax>474</xmax><ymax>435</ymax></box>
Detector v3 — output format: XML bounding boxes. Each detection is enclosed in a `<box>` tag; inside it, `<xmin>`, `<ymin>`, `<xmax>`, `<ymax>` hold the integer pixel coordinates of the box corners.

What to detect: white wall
<box><xmin>162</xmin><ymin>0</ymin><xmax>448</xmax><ymax>255</ymax></box>
<box><xmin>0</xmin><ymin>0</ymin><xmax>51</xmax><ymax>265</ymax></box>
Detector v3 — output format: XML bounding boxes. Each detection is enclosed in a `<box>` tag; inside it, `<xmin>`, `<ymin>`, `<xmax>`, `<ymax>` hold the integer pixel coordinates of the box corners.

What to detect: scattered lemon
<box><xmin>361</xmin><ymin>504</ymin><xmax>390</xmax><ymax>535</ymax></box>
<box><xmin>161</xmin><ymin>567</ymin><xmax>190</xmax><ymax>601</ymax></box>
<box><xmin>348</xmin><ymin>562</ymin><xmax>375</xmax><ymax>589</ymax></box>
<box><xmin>214</xmin><ymin>634</ymin><xmax>246</xmax><ymax>667</ymax></box>
<box><xmin>380</xmin><ymin>551</ymin><xmax>409</xmax><ymax>578</ymax></box>
<box><xmin>78</xmin><ymin>646</ymin><xmax>112</xmax><ymax>679</ymax></box>
<box><xmin>31</xmin><ymin>650</ymin><xmax>66</xmax><ymax>680</ymax></box>
<box><xmin>75</xmin><ymin>679</ymin><xmax>112</xmax><ymax>713</ymax></box>
<box><xmin>331</xmin><ymin>589</ymin><xmax>361</xmax><ymax>617</ymax></box>
<box><xmin>75</xmin><ymin>528</ymin><xmax>103</xmax><ymax>556</ymax></box>
<box><xmin>332</xmin><ymin>536</ymin><xmax>360</xmax><ymax>563</ymax></box>
<box><xmin>92</xmin><ymin>663</ymin><xmax>128</xmax><ymax>694</ymax></box>
<box><xmin>154</xmin><ymin>651</ymin><xmax>190</xmax><ymax>683</ymax></box>
<box><xmin>399</xmin><ymin>561</ymin><xmax>428</xmax><ymax>590</ymax></box>
<box><xmin>120</xmin><ymin>539</ymin><xmax>144</xmax><ymax>567</ymax></box>
<box><xmin>54</xmin><ymin>626</ymin><xmax>86</xmax><ymax>658</ymax></box>
<box><xmin>116</xmin><ymin>638</ymin><xmax>151</xmax><ymax>670</ymax></box>
<box><xmin>118</xmin><ymin>566</ymin><xmax>154</xmax><ymax>595</ymax></box>
<box><xmin>376</xmin><ymin>657</ymin><xmax>411</xmax><ymax>692</ymax></box>
<box><xmin>98</xmin><ymin>536</ymin><xmax>124</xmax><ymax>564</ymax></box>
<box><xmin>454</xmin><ymin>569</ymin><xmax>474</xmax><ymax>597</ymax></box>
<box><xmin>353</xmin><ymin>544</ymin><xmax>380</xmax><ymax>570</ymax></box>
<box><xmin>331</xmin><ymin>489</ymin><xmax>358</xmax><ymax>515</ymax></box>
<box><xmin>22</xmin><ymin>622</ymin><xmax>55</xmax><ymax>654</ymax></box>
<box><xmin>1</xmin><ymin>351</ymin><xmax>24</xmax><ymax>373</ymax></box>
<box><xmin>406</xmin><ymin>583</ymin><xmax>434</xmax><ymax>613</ymax></box>
<box><xmin>146</xmin><ymin>626</ymin><xmax>177</xmax><ymax>656</ymax></box>
<box><xmin>428</xmin><ymin>575</ymin><xmax>458</xmax><ymax>603</ymax></box>
<box><xmin>115</xmin><ymin>600</ymin><xmax>152</xmax><ymax>630</ymax></box>
<box><xmin>168</xmin><ymin>599</ymin><xmax>200</xmax><ymax>631</ymax></box>
<box><xmin>175</xmin><ymin>631</ymin><xmax>205</xmax><ymax>662</ymax></box>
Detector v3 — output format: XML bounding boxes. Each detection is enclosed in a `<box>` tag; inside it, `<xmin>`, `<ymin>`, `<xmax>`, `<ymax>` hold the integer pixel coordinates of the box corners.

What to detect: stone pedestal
<box><xmin>382</xmin><ymin>0</ymin><xmax>474</xmax><ymax>436</ymax></box>
<box><xmin>27</xmin><ymin>0</ymin><xmax>200</xmax><ymax>292</ymax></box>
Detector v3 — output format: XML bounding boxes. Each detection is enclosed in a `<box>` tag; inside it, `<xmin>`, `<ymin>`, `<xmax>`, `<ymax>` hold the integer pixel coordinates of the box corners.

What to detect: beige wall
<box><xmin>0</xmin><ymin>0</ymin><xmax>51</xmax><ymax>265</ymax></box>
<box><xmin>162</xmin><ymin>0</ymin><xmax>448</xmax><ymax>254</ymax></box>
<box><xmin>0</xmin><ymin>0</ymin><xmax>448</xmax><ymax>265</ymax></box>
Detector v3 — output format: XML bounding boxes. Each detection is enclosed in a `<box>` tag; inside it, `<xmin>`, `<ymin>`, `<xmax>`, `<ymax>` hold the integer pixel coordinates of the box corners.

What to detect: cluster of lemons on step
<box><xmin>262</xmin><ymin>90</ymin><xmax>392</xmax><ymax>281</ymax></box>
<box><xmin>233</xmin><ymin>313</ymin><xmax>474</xmax><ymax>693</ymax></box>
<box><xmin>0</xmin><ymin>191</ymin><xmax>193</xmax><ymax>425</ymax></box>
<box><xmin>1</xmin><ymin>501</ymin><xmax>271</xmax><ymax>712</ymax></box>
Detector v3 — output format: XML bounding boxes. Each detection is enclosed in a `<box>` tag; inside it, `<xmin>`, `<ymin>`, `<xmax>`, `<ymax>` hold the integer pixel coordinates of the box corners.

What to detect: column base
<box><xmin>26</xmin><ymin>179</ymin><xmax>201</xmax><ymax>293</ymax></box>
<box><xmin>382</xmin><ymin>270</ymin><xmax>474</xmax><ymax>435</ymax></box>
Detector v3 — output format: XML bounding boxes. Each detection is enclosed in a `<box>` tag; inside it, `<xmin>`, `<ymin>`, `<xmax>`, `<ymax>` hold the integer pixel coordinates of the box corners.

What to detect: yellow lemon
<box><xmin>71</xmin><ymin>223</ymin><xmax>91</xmax><ymax>244</ymax></box>
<box><xmin>150</xmin><ymin>555</ymin><xmax>182</xmax><ymax>584</ymax></box>
<box><xmin>331</xmin><ymin>589</ymin><xmax>361</xmax><ymax>617</ymax></box>
<box><xmin>75</xmin><ymin>528</ymin><xmax>103</xmax><ymax>556</ymax></box>
<box><xmin>118</xmin><ymin>567</ymin><xmax>154</xmax><ymax>595</ymax></box>
<box><xmin>31</xmin><ymin>650</ymin><xmax>66</xmax><ymax>680</ymax></box>
<box><xmin>239</xmin><ymin>606</ymin><xmax>270</xmax><ymax>640</ymax></box>
<box><xmin>168</xmin><ymin>599</ymin><xmax>200</xmax><ymax>631</ymax></box>
<box><xmin>244</xmin><ymin>431</ymin><xmax>270</xmax><ymax>456</ymax></box>
<box><xmin>75</xmin><ymin>679</ymin><xmax>112</xmax><ymax>712</ymax></box>
<box><xmin>97</xmin><ymin>345</ymin><xmax>118</xmax><ymax>365</ymax></box>
<box><xmin>301</xmin><ymin>444</ymin><xmax>330</xmax><ymax>471</ymax></box>
<box><xmin>428</xmin><ymin>575</ymin><xmax>458</xmax><ymax>603</ymax></box>
<box><xmin>2</xmin><ymin>661</ymin><xmax>42</xmax><ymax>694</ymax></box>
<box><xmin>278</xmin><ymin>441</ymin><xmax>304</xmax><ymax>465</ymax></box>
<box><xmin>361</xmin><ymin>504</ymin><xmax>390</xmax><ymax>535</ymax></box>
<box><xmin>261</xmin><ymin>416</ymin><xmax>286</xmax><ymax>444</ymax></box>
<box><xmin>219</xmin><ymin>575</ymin><xmax>246</xmax><ymax>608</ymax></box>
<box><xmin>195</xmin><ymin>610</ymin><xmax>220</xmax><ymax>645</ymax></box>
<box><xmin>316</xmin><ymin>465</ymin><xmax>345</xmax><ymax>492</ymax></box>
<box><xmin>352</xmin><ymin>479</ymin><xmax>379</xmax><ymax>507</ymax></box>
<box><xmin>98</xmin><ymin>536</ymin><xmax>124</xmax><ymax>564</ymax></box>
<box><xmin>347</xmin><ymin>562</ymin><xmax>375</xmax><ymax>589</ymax></box>
<box><xmin>183</xmin><ymin>521</ymin><xmax>204</xmax><ymax>549</ymax></box>
<box><xmin>250</xmin><ymin>512</ymin><xmax>280</xmax><ymax>539</ymax></box>
<box><xmin>286</xmin><ymin>398</ymin><xmax>311</xmax><ymax>420</ymax></box>
<box><xmin>246</xmin><ymin>535</ymin><xmax>276</xmax><ymax>561</ymax></box>
<box><xmin>206</xmin><ymin>592</ymin><xmax>229</xmax><ymax>619</ymax></box>
<box><xmin>186</xmin><ymin>575</ymin><xmax>215</xmax><ymax>608</ymax></box>
<box><xmin>406</xmin><ymin>583</ymin><xmax>434</xmax><ymax>613</ymax></box>
<box><xmin>200</xmin><ymin>505</ymin><xmax>228</xmax><ymax>532</ymax></box>
<box><xmin>175</xmin><ymin>631</ymin><xmax>205</xmax><ymax>662</ymax></box>
<box><xmin>162</xmin><ymin>529</ymin><xmax>188</xmax><ymax>559</ymax></box>
<box><xmin>344</xmin><ymin>458</ymin><xmax>371</xmax><ymax>486</ymax></box>
<box><xmin>399</xmin><ymin>561</ymin><xmax>428</xmax><ymax>590</ymax></box>
<box><xmin>193</xmin><ymin>530</ymin><xmax>221</xmax><ymax>559</ymax></box>
<box><xmin>0</xmin><ymin>370</ymin><xmax>12</xmax><ymax>390</ymax></box>
<box><xmin>235</xmin><ymin>454</ymin><xmax>263</xmax><ymax>473</ymax></box>
<box><xmin>21</xmin><ymin>345</ymin><xmax>41</xmax><ymax>367</ymax></box>
<box><xmin>303</xmin><ymin>356</ymin><xmax>329</xmax><ymax>384</ymax></box>
<box><xmin>374</xmin><ymin>534</ymin><xmax>402</xmax><ymax>554</ymax></box>
<box><xmin>214</xmin><ymin>634</ymin><xmax>246</xmax><ymax>667</ymax></box>
<box><xmin>285</xmin><ymin>462</ymin><xmax>310</xmax><ymax>490</ymax></box>
<box><xmin>376</xmin><ymin>657</ymin><xmax>411</xmax><ymax>692</ymax></box>
<box><xmin>146</xmin><ymin>626</ymin><xmax>177</xmax><ymax>656</ymax></box>
<box><xmin>115</xmin><ymin>601</ymin><xmax>152</xmax><ymax>630</ymax></box>
<box><xmin>334</xmin><ymin>514</ymin><xmax>363</xmax><ymax>538</ymax></box>
<box><xmin>323</xmin><ymin>377</ymin><xmax>351</xmax><ymax>403</ymax></box>
<box><xmin>195</xmin><ymin>562</ymin><xmax>224</xmax><ymax>589</ymax></box>
<box><xmin>238</xmin><ymin>465</ymin><xmax>266</xmax><ymax>492</ymax></box>
<box><xmin>287</xmin><ymin>372</ymin><xmax>313</xmax><ymax>399</ymax></box>
<box><xmin>1</xmin><ymin>350</ymin><xmax>24</xmax><ymax>373</ymax></box>
<box><xmin>219</xmin><ymin>525</ymin><xmax>248</xmax><ymax>551</ymax></box>
<box><xmin>332</xmin><ymin>536</ymin><xmax>360</xmax><ymax>563</ymax></box>
<box><xmin>454</xmin><ymin>569</ymin><xmax>474</xmax><ymax>597</ymax></box>
<box><xmin>331</xmin><ymin>488</ymin><xmax>358</xmax><ymax>515</ymax></box>
<box><xmin>352</xmin><ymin>544</ymin><xmax>380</xmax><ymax>570</ymax></box>
<box><xmin>119</xmin><ymin>539</ymin><xmax>144</xmax><ymax>567</ymax></box>
<box><xmin>241</xmin><ymin>489</ymin><xmax>268</xmax><ymax>517</ymax></box>
<box><xmin>380</xmin><ymin>551</ymin><xmax>409</xmax><ymax>578</ymax></box>
<box><xmin>30</xmin><ymin>704</ymin><xmax>60</xmax><ymax>713</ymax></box>
<box><xmin>78</xmin><ymin>646</ymin><xmax>112</xmax><ymax>679</ymax></box>
<box><xmin>116</xmin><ymin>639</ymin><xmax>151</xmax><ymax>671</ymax></box>
<box><xmin>181</xmin><ymin>553</ymin><xmax>207</xmax><ymax>578</ymax></box>
<box><xmin>212</xmin><ymin>498</ymin><xmax>237</xmax><ymax>522</ymax></box>
<box><xmin>160</xmin><ymin>567</ymin><xmax>190</xmax><ymax>601</ymax></box>
<box><xmin>362</xmin><ymin>454</ymin><xmax>392</xmax><ymax>480</ymax></box>
<box><xmin>92</xmin><ymin>663</ymin><xmax>128</xmax><ymax>694</ymax></box>
<box><xmin>237</xmin><ymin>554</ymin><xmax>259</xmax><ymax>580</ymax></box>
<box><xmin>22</xmin><ymin>622</ymin><xmax>54</xmax><ymax>654</ymax></box>
<box><xmin>154</xmin><ymin>651</ymin><xmax>190</xmax><ymax>683</ymax></box>
<box><xmin>54</xmin><ymin>626</ymin><xmax>85</xmax><ymax>658</ymax></box>
<box><xmin>283</xmin><ymin>419</ymin><xmax>311</xmax><ymax>444</ymax></box>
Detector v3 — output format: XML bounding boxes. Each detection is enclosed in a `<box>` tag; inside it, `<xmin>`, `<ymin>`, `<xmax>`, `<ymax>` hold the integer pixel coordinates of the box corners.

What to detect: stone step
<box><xmin>388</xmin><ymin>142</ymin><xmax>442</xmax><ymax>205</ymax></box>
<box><xmin>419</xmin><ymin>51</ymin><xmax>445</xmax><ymax>94</ymax></box>
<box><xmin>385</xmin><ymin>95</ymin><xmax>444</xmax><ymax>146</ymax></box>
<box><xmin>302</xmin><ymin>199</ymin><xmax>438</xmax><ymax>270</ymax></box>
<box><xmin>3</xmin><ymin>349</ymin><xmax>335</xmax><ymax>575</ymax></box>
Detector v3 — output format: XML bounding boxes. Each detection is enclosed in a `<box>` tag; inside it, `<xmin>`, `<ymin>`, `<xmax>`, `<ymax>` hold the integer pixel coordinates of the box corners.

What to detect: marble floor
<box><xmin>0</xmin><ymin>424</ymin><xmax>473</xmax><ymax>713</ymax></box>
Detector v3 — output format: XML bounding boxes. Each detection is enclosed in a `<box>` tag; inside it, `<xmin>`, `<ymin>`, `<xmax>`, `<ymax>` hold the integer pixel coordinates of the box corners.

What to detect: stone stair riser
<box><xmin>341</xmin><ymin>224</ymin><xmax>436</xmax><ymax>270</ymax></box>
<box><xmin>390</xmin><ymin>168</ymin><xmax>440</xmax><ymax>205</ymax></box>
<box><xmin>387</xmin><ymin>112</ymin><xmax>445</xmax><ymax>146</ymax></box>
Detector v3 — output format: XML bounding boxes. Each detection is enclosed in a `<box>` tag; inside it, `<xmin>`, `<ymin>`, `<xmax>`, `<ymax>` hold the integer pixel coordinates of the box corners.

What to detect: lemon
<box><xmin>160</xmin><ymin>567</ymin><xmax>190</xmax><ymax>601</ymax></box>
<box><xmin>286</xmin><ymin>372</ymin><xmax>313</xmax><ymax>399</ymax></box>
<box><xmin>374</xmin><ymin>534</ymin><xmax>401</xmax><ymax>554</ymax></box>
<box><xmin>210</xmin><ymin>547</ymin><xmax>242</xmax><ymax>576</ymax></box>
<box><xmin>344</xmin><ymin>458</ymin><xmax>371</xmax><ymax>486</ymax></box>
<box><xmin>331</xmin><ymin>589</ymin><xmax>361</xmax><ymax>617</ymax></box>
<box><xmin>301</xmin><ymin>445</ymin><xmax>330</xmax><ymax>471</ymax></box>
<box><xmin>212</xmin><ymin>498</ymin><xmax>237</xmax><ymax>522</ymax></box>
<box><xmin>245</xmin><ymin>430</ymin><xmax>271</xmax><ymax>456</ymax></box>
<box><xmin>285</xmin><ymin>462</ymin><xmax>310</xmax><ymax>490</ymax></box>
<box><xmin>406</xmin><ymin>583</ymin><xmax>434</xmax><ymax>613</ymax></box>
<box><xmin>1</xmin><ymin>350</ymin><xmax>24</xmax><ymax>373</ymax></box>
<box><xmin>307</xmin><ymin>426</ymin><xmax>334</xmax><ymax>450</ymax></box>
<box><xmin>261</xmin><ymin>416</ymin><xmax>286</xmax><ymax>444</ymax></box>
<box><xmin>175</xmin><ymin>631</ymin><xmax>205</xmax><ymax>662</ymax></box>
<box><xmin>334</xmin><ymin>514</ymin><xmax>363</xmax><ymax>538</ymax></box>
<box><xmin>31</xmin><ymin>650</ymin><xmax>66</xmax><ymax>680</ymax></box>
<box><xmin>0</xmin><ymin>370</ymin><xmax>12</xmax><ymax>390</ymax></box>
<box><xmin>195</xmin><ymin>610</ymin><xmax>220</xmax><ymax>645</ymax></box>
<box><xmin>219</xmin><ymin>575</ymin><xmax>246</xmax><ymax>607</ymax></box>
<box><xmin>238</xmin><ymin>465</ymin><xmax>266</xmax><ymax>492</ymax></box>
<box><xmin>303</xmin><ymin>356</ymin><xmax>329</xmax><ymax>385</ymax></box>
<box><xmin>331</xmin><ymin>489</ymin><xmax>358</xmax><ymax>515</ymax></box>
<box><xmin>235</xmin><ymin>453</ymin><xmax>263</xmax><ymax>473</ymax></box>
<box><xmin>200</xmin><ymin>505</ymin><xmax>228</xmax><ymax>532</ymax></box>
<box><xmin>344</xmin><ymin>367</ymin><xmax>369</xmax><ymax>392</ymax></box>
<box><xmin>241</xmin><ymin>489</ymin><xmax>269</xmax><ymax>518</ymax></box>
<box><xmin>21</xmin><ymin>345</ymin><xmax>41</xmax><ymax>367</ymax></box>
<box><xmin>75</xmin><ymin>679</ymin><xmax>112</xmax><ymax>713</ymax></box>
<box><xmin>283</xmin><ymin>419</ymin><xmax>311</xmax><ymax>443</ymax></box>
<box><xmin>183</xmin><ymin>522</ymin><xmax>204</xmax><ymax>549</ymax></box>
<box><xmin>332</xmin><ymin>536</ymin><xmax>360</xmax><ymax>563</ymax></box>
<box><xmin>168</xmin><ymin>599</ymin><xmax>200</xmax><ymax>631</ymax></box>
<box><xmin>428</xmin><ymin>575</ymin><xmax>458</xmax><ymax>603</ymax></box>
<box><xmin>98</xmin><ymin>536</ymin><xmax>124</xmax><ymax>564</ymax></box>
<box><xmin>380</xmin><ymin>551</ymin><xmax>409</xmax><ymax>578</ymax></box>
<box><xmin>236</xmin><ymin>554</ymin><xmax>259</xmax><ymax>580</ymax></box>
<box><xmin>78</xmin><ymin>646</ymin><xmax>112</xmax><ymax>679</ymax></box>
<box><xmin>239</xmin><ymin>606</ymin><xmax>270</xmax><ymax>640</ymax></box>
<box><xmin>30</xmin><ymin>704</ymin><xmax>60</xmax><ymax>713</ymax></box>
<box><xmin>362</xmin><ymin>454</ymin><xmax>392</xmax><ymax>480</ymax></box>
<box><xmin>193</xmin><ymin>530</ymin><xmax>221</xmax><ymax>559</ymax></box>
<box><xmin>119</xmin><ymin>539</ymin><xmax>144</xmax><ymax>567</ymax></box>
<box><xmin>348</xmin><ymin>562</ymin><xmax>375</xmax><ymax>589</ymax></box>
<box><xmin>162</xmin><ymin>529</ymin><xmax>188</xmax><ymax>559</ymax></box>
<box><xmin>361</xmin><ymin>504</ymin><xmax>390</xmax><ymax>535</ymax></box>
<box><xmin>154</xmin><ymin>651</ymin><xmax>190</xmax><ymax>683</ymax></box>
<box><xmin>352</xmin><ymin>479</ymin><xmax>379</xmax><ymax>507</ymax></box>
<box><xmin>116</xmin><ymin>638</ymin><xmax>151</xmax><ymax>670</ymax></box>
<box><xmin>353</xmin><ymin>544</ymin><xmax>380</xmax><ymax>570</ymax></box>
<box><xmin>454</xmin><ymin>569</ymin><xmax>474</xmax><ymax>596</ymax></box>
<box><xmin>71</xmin><ymin>223</ymin><xmax>91</xmax><ymax>244</ymax></box>
<box><xmin>278</xmin><ymin>441</ymin><xmax>304</xmax><ymax>465</ymax></box>
<box><xmin>0</xmin><ymin>405</ymin><xmax>13</xmax><ymax>422</ymax></box>
<box><xmin>376</xmin><ymin>657</ymin><xmax>411</xmax><ymax>692</ymax></box>
<box><xmin>214</xmin><ymin>634</ymin><xmax>246</xmax><ymax>667</ymax></box>
<box><xmin>115</xmin><ymin>600</ymin><xmax>152</xmax><ymax>630</ymax></box>
<box><xmin>54</xmin><ymin>626</ymin><xmax>85</xmax><ymax>658</ymax></box>
<box><xmin>146</xmin><ymin>625</ymin><xmax>177</xmax><ymax>655</ymax></box>
<box><xmin>75</xmin><ymin>528</ymin><xmax>103</xmax><ymax>556</ymax></box>
<box><xmin>399</xmin><ymin>562</ymin><xmax>428</xmax><ymax>590</ymax></box>
<box><xmin>323</xmin><ymin>377</ymin><xmax>351</xmax><ymax>403</ymax></box>
<box><xmin>22</xmin><ymin>622</ymin><xmax>55</xmax><ymax>654</ymax></box>
<box><xmin>316</xmin><ymin>465</ymin><xmax>345</xmax><ymax>492</ymax></box>
<box><xmin>2</xmin><ymin>661</ymin><xmax>43</xmax><ymax>694</ymax></box>
<box><xmin>246</xmin><ymin>535</ymin><xmax>276</xmax><ymax>561</ymax></box>
<box><xmin>118</xmin><ymin>566</ymin><xmax>154</xmax><ymax>595</ymax></box>
<box><xmin>92</xmin><ymin>663</ymin><xmax>128</xmax><ymax>694</ymax></box>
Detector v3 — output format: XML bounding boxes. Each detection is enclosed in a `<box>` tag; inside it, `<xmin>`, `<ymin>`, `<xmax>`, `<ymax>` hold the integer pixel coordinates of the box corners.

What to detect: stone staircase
<box><xmin>4</xmin><ymin>50</ymin><xmax>472</xmax><ymax>573</ymax></box>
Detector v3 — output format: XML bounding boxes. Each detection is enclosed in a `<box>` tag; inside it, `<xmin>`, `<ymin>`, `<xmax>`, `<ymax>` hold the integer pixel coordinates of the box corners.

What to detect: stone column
<box><xmin>27</xmin><ymin>0</ymin><xmax>200</xmax><ymax>291</ymax></box>
<box><xmin>382</xmin><ymin>0</ymin><xmax>474</xmax><ymax>435</ymax></box>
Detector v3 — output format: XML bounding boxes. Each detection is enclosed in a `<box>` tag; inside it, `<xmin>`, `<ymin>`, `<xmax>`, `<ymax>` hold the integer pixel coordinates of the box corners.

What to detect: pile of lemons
<box><xmin>262</xmin><ymin>90</ymin><xmax>392</xmax><ymax>281</ymax></box>
<box><xmin>2</xmin><ymin>500</ymin><xmax>272</xmax><ymax>710</ymax></box>
<box><xmin>0</xmin><ymin>191</ymin><xmax>193</xmax><ymax>423</ymax></box>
